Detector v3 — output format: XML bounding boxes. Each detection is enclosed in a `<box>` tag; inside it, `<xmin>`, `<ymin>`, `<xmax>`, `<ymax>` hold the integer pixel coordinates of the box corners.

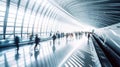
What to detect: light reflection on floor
<box><xmin>0</xmin><ymin>35</ymin><xmax>101</xmax><ymax>67</ymax></box>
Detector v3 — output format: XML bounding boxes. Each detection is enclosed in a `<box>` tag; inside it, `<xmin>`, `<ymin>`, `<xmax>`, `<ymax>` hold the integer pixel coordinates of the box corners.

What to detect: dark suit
<box><xmin>14</xmin><ymin>36</ymin><xmax>20</xmax><ymax>51</ymax></box>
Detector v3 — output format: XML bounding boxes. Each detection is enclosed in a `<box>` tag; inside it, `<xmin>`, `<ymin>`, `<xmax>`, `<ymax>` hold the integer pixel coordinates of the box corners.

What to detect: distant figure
<box><xmin>75</xmin><ymin>33</ymin><xmax>77</xmax><ymax>39</ymax></box>
<box><xmin>85</xmin><ymin>32</ymin><xmax>87</xmax><ymax>36</ymax></box>
<box><xmin>52</xmin><ymin>34</ymin><xmax>56</xmax><ymax>45</ymax></box>
<box><xmin>34</xmin><ymin>34</ymin><xmax>40</xmax><ymax>50</ymax></box>
<box><xmin>58</xmin><ymin>33</ymin><xmax>60</xmax><ymax>39</ymax></box>
<box><xmin>66</xmin><ymin>33</ymin><xmax>69</xmax><ymax>37</ymax></box>
<box><xmin>66</xmin><ymin>33</ymin><xmax>69</xmax><ymax>43</ymax></box>
<box><xmin>88</xmin><ymin>33</ymin><xmax>90</xmax><ymax>40</ymax></box>
<box><xmin>29</xmin><ymin>34</ymin><xmax>33</xmax><ymax>44</ymax></box>
<box><xmin>14</xmin><ymin>36</ymin><xmax>20</xmax><ymax>51</ymax></box>
<box><xmin>50</xmin><ymin>32</ymin><xmax>52</xmax><ymax>37</ymax></box>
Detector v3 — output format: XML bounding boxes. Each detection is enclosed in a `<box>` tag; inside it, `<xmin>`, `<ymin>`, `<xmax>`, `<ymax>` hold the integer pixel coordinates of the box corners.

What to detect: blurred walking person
<box><xmin>88</xmin><ymin>32</ymin><xmax>91</xmax><ymax>44</ymax></box>
<box><xmin>52</xmin><ymin>34</ymin><xmax>56</xmax><ymax>45</ymax></box>
<box><xmin>34</xmin><ymin>34</ymin><xmax>40</xmax><ymax>50</ymax></box>
<box><xmin>14</xmin><ymin>36</ymin><xmax>20</xmax><ymax>52</ymax></box>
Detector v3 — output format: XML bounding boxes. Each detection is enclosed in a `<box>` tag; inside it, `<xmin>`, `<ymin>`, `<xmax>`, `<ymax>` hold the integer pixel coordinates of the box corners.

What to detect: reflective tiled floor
<box><xmin>0</xmin><ymin>35</ymin><xmax>101</xmax><ymax>67</ymax></box>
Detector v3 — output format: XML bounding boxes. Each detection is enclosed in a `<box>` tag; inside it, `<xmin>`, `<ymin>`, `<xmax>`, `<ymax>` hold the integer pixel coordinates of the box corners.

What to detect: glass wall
<box><xmin>0</xmin><ymin>0</ymin><xmax>6</xmax><ymax>40</ymax></box>
<box><xmin>0</xmin><ymin>0</ymin><xmax>81</xmax><ymax>46</ymax></box>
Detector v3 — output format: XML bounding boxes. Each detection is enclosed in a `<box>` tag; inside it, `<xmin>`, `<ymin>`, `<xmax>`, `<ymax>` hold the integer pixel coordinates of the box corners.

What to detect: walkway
<box><xmin>0</xmin><ymin>35</ymin><xmax>101</xmax><ymax>67</ymax></box>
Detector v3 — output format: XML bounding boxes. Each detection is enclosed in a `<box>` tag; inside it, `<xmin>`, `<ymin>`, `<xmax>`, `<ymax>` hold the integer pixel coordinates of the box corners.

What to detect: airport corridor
<box><xmin>0</xmin><ymin>35</ymin><xmax>100</xmax><ymax>67</ymax></box>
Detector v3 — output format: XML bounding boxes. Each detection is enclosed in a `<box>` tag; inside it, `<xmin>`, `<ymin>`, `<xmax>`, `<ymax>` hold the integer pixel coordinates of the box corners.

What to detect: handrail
<box><xmin>93</xmin><ymin>34</ymin><xmax>120</xmax><ymax>67</ymax></box>
<box><xmin>91</xmin><ymin>35</ymin><xmax>112</xmax><ymax>67</ymax></box>
<box><xmin>99</xmin><ymin>36</ymin><xmax>120</xmax><ymax>57</ymax></box>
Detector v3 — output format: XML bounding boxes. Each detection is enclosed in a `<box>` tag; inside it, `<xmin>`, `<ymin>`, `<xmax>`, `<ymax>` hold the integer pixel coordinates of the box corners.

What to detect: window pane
<box><xmin>22</xmin><ymin>34</ymin><xmax>28</xmax><ymax>39</ymax></box>
<box><xmin>28</xmin><ymin>0</ymin><xmax>35</xmax><ymax>9</ymax></box>
<box><xmin>28</xmin><ymin>28</ymin><xmax>32</xmax><ymax>33</ymax></box>
<box><xmin>0</xmin><ymin>17</ymin><xmax>4</xmax><ymax>22</ymax></box>
<box><xmin>20</xmin><ymin>0</ymin><xmax>28</xmax><ymax>7</ymax></box>
<box><xmin>33</xmin><ymin>3</ymin><xmax>39</xmax><ymax>12</ymax></box>
<box><xmin>7</xmin><ymin>22</ymin><xmax>14</xmax><ymax>26</ymax></box>
<box><xmin>9</xmin><ymin>4</ymin><xmax>17</xmax><ymax>14</ymax></box>
<box><xmin>22</xmin><ymin>28</ymin><xmax>27</xmax><ymax>33</ymax></box>
<box><xmin>7</xmin><ymin>18</ymin><xmax>15</xmax><ymax>28</ymax></box>
<box><xmin>23</xmin><ymin>11</ymin><xmax>31</xmax><ymax>27</ymax></box>
<box><xmin>29</xmin><ymin>13</ymin><xmax>36</xmax><ymax>27</ymax></box>
<box><xmin>34</xmin><ymin>28</ymin><xmax>38</xmax><ymax>33</ymax></box>
<box><xmin>6</xmin><ymin>27</ymin><xmax>14</xmax><ymax>34</ymax></box>
<box><xmin>0</xmin><ymin>11</ymin><xmax>5</xmax><ymax>17</ymax></box>
<box><xmin>11</xmin><ymin>0</ymin><xmax>19</xmax><ymax>4</ymax></box>
<box><xmin>0</xmin><ymin>27</ymin><xmax>3</xmax><ymax>33</ymax></box>
<box><xmin>15</xmin><ymin>27</ymin><xmax>21</xmax><ymax>33</ymax></box>
<box><xmin>23</xmin><ymin>23</ymin><xmax>28</xmax><ymax>27</ymax></box>
<box><xmin>16</xmin><ymin>20</ymin><xmax>22</xmax><ymax>27</ymax></box>
<box><xmin>0</xmin><ymin>21</ymin><xmax>3</xmax><ymax>26</ymax></box>
<box><xmin>0</xmin><ymin>1</ymin><xmax>6</xmax><ymax>11</ymax></box>
<box><xmin>7</xmin><ymin>17</ymin><xmax>15</xmax><ymax>23</ymax></box>
<box><xmin>8</xmin><ymin>13</ymin><xmax>16</xmax><ymax>19</ymax></box>
<box><xmin>17</xmin><ymin>7</ymin><xmax>24</xmax><ymax>17</ymax></box>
